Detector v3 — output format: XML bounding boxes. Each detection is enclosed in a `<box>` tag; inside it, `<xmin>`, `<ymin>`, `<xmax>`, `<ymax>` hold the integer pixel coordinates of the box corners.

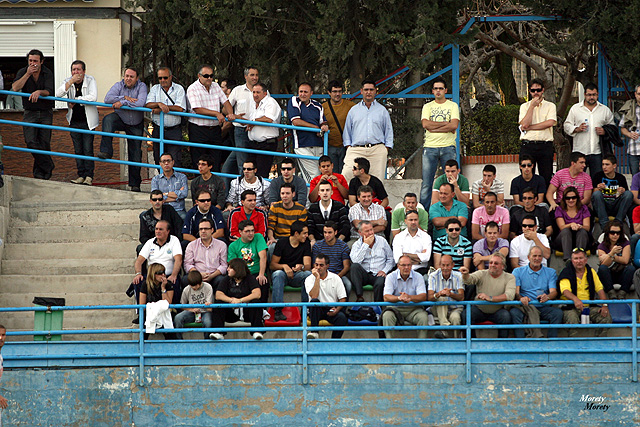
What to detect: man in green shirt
<box><xmin>228</xmin><ymin>219</ymin><xmax>268</xmax><ymax>302</ymax></box>
<box><xmin>431</xmin><ymin>159</ymin><xmax>470</xmax><ymax>206</ymax></box>
<box><xmin>391</xmin><ymin>192</ymin><xmax>429</xmax><ymax>239</ymax></box>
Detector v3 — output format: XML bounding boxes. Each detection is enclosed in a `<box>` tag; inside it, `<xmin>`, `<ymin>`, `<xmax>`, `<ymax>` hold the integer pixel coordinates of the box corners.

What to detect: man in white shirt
<box><xmin>392</xmin><ymin>210</ymin><xmax>432</xmax><ymax>275</ymax></box>
<box><xmin>228</xmin><ymin>66</ymin><xmax>260</xmax><ymax>172</ymax></box>
<box><xmin>563</xmin><ymin>82</ymin><xmax>615</xmax><ymax>177</ymax></box>
<box><xmin>248</xmin><ymin>82</ymin><xmax>282</xmax><ymax>178</ymax></box>
<box><xmin>305</xmin><ymin>254</ymin><xmax>348</xmax><ymax>339</ymax></box>
<box><xmin>509</xmin><ymin>214</ymin><xmax>551</xmax><ymax>269</ymax></box>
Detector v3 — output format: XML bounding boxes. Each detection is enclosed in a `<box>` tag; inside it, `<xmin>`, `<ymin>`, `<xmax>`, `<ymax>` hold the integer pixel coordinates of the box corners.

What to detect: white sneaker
<box><xmin>262</xmin><ymin>309</ymin><xmax>271</xmax><ymax>320</ymax></box>
<box><xmin>83</xmin><ymin>176</ymin><xmax>93</xmax><ymax>186</ymax></box>
<box><xmin>252</xmin><ymin>332</ymin><xmax>264</xmax><ymax>340</ymax></box>
<box><xmin>209</xmin><ymin>333</ymin><xmax>224</xmax><ymax>340</ymax></box>
<box><xmin>70</xmin><ymin>177</ymin><xmax>85</xmax><ymax>184</ymax></box>
<box><xmin>307</xmin><ymin>332</ymin><xmax>319</xmax><ymax>340</ymax></box>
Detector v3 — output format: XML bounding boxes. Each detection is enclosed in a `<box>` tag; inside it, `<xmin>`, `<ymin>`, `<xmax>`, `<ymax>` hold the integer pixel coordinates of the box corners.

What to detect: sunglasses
<box><xmin>151</xmin><ymin>197</ymin><xmax>163</xmax><ymax>202</ymax></box>
<box><xmin>520</xmin><ymin>163</ymin><xmax>533</xmax><ymax>168</ymax></box>
<box><xmin>433</xmin><ymin>87</ymin><xmax>446</xmax><ymax>91</ymax></box>
<box><xmin>352</xmin><ymin>166</ymin><xmax>360</xmax><ymax>170</ymax></box>
<box><xmin>243</xmin><ymin>167</ymin><xmax>255</xmax><ymax>171</ymax></box>
<box><xmin>522</xmin><ymin>224</ymin><xmax>536</xmax><ymax>228</ymax></box>
<box><xmin>200</xmin><ymin>73</ymin><xmax>214</xmax><ymax>79</ymax></box>
<box><xmin>608</xmin><ymin>230</ymin><xmax>621</xmax><ymax>235</ymax></box>
<box><xmin>158</xmin><ymin>76</ymin><xmax>170</xmax><ymax>80</ymax></box>
<box><xmin>199</xmin><ymin>227</ymin><xmax>213</xmax><ymax>231</ymax></box>
<box><xmin>197</xmin><ymin>198</ymin><xmax>211</xmax><ymax>203</ymax></box>
<box><xmin>447</xmin><ymin>227</ymin><xmax>460</xmax><ymax>232</ymax></box>
<box><xmin>281</xmin><ymin>167</ymin><xmax>293</xmax><ymax>171</ymax></box>
<box><xmin>530</xmin><ymin>88</ymin><xmax>543</xmax><ymax>93</ymax></box>
<box><xmin>565</xmin><ymin>196</ymin><xmax>578</xmax><ymax>201</ymax></box>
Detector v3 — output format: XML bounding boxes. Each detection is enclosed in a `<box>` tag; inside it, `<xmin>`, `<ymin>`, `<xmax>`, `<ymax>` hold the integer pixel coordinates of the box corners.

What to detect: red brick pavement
<box><xmin>0</xmin><ymin>109</ymin><xmax>155</xmax><ymax>187</ymax></box>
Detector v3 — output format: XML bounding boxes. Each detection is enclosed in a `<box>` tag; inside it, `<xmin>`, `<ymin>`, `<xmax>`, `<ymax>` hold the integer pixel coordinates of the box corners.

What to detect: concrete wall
<box><xmin>2</xmin><ymin>363</ymin><xmax>637</xmax><ymax>426</ymax></box>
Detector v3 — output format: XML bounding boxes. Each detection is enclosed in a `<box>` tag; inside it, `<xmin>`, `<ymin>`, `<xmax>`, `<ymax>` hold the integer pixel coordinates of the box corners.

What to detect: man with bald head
<box><xmin>428</xmin><ymin>254</ymin><xmax>464</xmax><ymax>338</ymax></box>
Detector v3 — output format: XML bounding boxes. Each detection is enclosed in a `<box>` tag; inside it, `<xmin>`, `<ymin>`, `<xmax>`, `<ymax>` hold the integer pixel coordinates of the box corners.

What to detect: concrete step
<box><xmin>0</xmin><ymin>274</ymin><xmax>134</xmax><ymax>294</ymax></box>
<box><xmin>7</xmin><ymin>224</ymin><xmax>139</xmax><ymax>244</ymax></box>
<box><xmin>9</xmin><ymin>206</ymin><xmax>143</xmax><ymax>227</ymax></box>
<box><xmin>2</xmin><ymin>258</ymin><xmax>132</xmax><ymax>275</ymax></box>
<box><xmin>3</xmin><ymin>241</ymin><xmax>138</xmax><ymax>260</ymax></box>
<box><xmin>0</xmin><ymin>292</ymin><xmax>133</xmax><ymax>308</ymax></box>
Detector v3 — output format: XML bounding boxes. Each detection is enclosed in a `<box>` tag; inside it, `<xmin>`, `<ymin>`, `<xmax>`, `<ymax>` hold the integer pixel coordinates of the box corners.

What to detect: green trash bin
<box><xmin>33</xmin><ymin>297</ymin><xmax>65</xmax><ymax>341</ymax></box>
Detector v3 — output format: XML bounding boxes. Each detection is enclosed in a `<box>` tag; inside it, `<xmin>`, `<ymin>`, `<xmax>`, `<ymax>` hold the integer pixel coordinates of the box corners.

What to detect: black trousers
<box><xmin>188</xmin><ymin>122</ymin><xmax>222</xmax><ymax>171</ymax></box>
<box><xmin>520</xmin><ymin>140</ymin><xmax>554</xmax><ymax>186</ymax></box>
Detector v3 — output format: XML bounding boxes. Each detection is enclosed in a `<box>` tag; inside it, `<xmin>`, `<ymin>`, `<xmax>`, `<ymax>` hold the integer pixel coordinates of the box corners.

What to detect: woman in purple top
<box><xmin>597</xmin><ymin>220</ymin><xmax>635</xmax><ymax>299</ymax></box>
<box><xmin>554</xmin><ymin>186</ymin><xmax>593</xmax><ymax>260</ymax></box>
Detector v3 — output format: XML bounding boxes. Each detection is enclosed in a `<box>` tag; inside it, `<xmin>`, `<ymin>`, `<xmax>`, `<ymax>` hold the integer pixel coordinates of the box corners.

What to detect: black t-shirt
<box><xmin>140</xmin><ymin>281</ymin><xmax>174</xmax><ymax>303</ymax></box>
<box><xmin>273</xmin><ymin>237</ymin><xmax>311</xmax><ymax>268</ymax></box>
<box><xmin>510</xmin><ymin>174</ymin><xmax>547</xmax><ymax>198</ymax></box>
<box><xmin>348</xmin><ymin>175</ymin><xmax>388</xmax><ymax>201</ymax></box>
<box><xmin>14</xmin><ymin>66</ymin><xmax>54</xmax><ymax>110</ymax></box>
<box><xmin>509</xmin><ymin>205</ymin><xmax>552</xmax><ymax>236</ymax></box>
<box><xmin>70</xmin><ymin>82</ymin><xmax>87</xmax><ymax>125</ymax></box>
<box><xmin>592</xmin><ymin>171</ymin><xmax>629</xmax><ymax>202</ymax></box>
<box><xmin>217</xmin><ymin>275</ymin><xmax>259</xmax><ymax>300</ymax></box>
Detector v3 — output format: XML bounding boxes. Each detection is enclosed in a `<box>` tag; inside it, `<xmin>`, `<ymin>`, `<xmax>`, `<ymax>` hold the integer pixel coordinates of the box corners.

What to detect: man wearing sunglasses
<box><xmin>268</xmin><ymin>158</ymin><xmax>308</xmax><ymax>207</ymax></box>
<box><xmin>139</xmin><ymin>189</ymin><xmax>184</xmax><ymax>248</ymax></box>
<box><xmin>509</xmin><ymin>188</ymin><xmax>553</xmax><ymax>239</ymax></box>
<box><xmin>519</xmin><ymin>78</ymin><xmax>557</xmax><ymax>185</ymax></box>
<box><xmin>182</xmin><ymin>189</ymin><xmax>225</xmax><ymax>252</ymax></box>
<box><xmin>509</xmin><ymin>214</ymin><xmax>551</xmax><ymax>270</ymax></box>
<box><xmin>145</xmin><ymin>67</ymin><xmax>186</xmax><ymax>166</ymax></box>
<box><xmin>510</xmin><ymin>154</ymin><xmax>547</xmax><ymax>207</ymax></box>
<box><xmin>432</xmin><ymin>218</ymin><xmax>472</xmax><ymax>271</ymax></box>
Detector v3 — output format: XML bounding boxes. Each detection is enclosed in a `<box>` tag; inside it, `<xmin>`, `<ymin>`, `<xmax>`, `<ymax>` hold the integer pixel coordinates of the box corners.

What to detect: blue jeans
<box><xmin>592</xmin><ymin>190</ymin><xmax>634</xmax><ymax>227</ymax></box>
<box><xmin>509</xmin><ymin>305</ymin><xmax>563</xmax><ymax>338</ymax></box>
<box><xmin>421</xmin><ymin>146</ymin><xmax>457</xmax><ymax>207</ymax></box>
<box><xmin>585</xmin><ymin>154</ymin><xmax>602</xmax><ymax>179</ymax></box>
<box><xmin>271</xmin><ymin>270</ymin><xmax>312</xmax><ymax>304</ymax></box>
<box><xmin>341</xmin><ymin>276</ymin><xmax>352</xmax><ymax>300</ymax></box>
<box><xmin>597</xmin><ymin>263</ymin><xmax>635</xmax><ymax>293</ymax></box>
<box><xmin>174</xmin><ymin>310</ymin><xmax>213</xmax><ymax>339</ymax></box>
<box><xmin>234</xmin><ymin>126</ymin><xmax>250</xmax><ymax>173</ymax></box>
<box><xmin>100</xmin><ymin>112</ymin><xmax>143</xmax><ymax>187</ymax></box>
<box><xmin>462</xmin><ymin>305</ymin><xmax>511</xmax><ymax>338</ymax></box>
<box><xmin>629</xmin><ymin>154</ymin><xmax>640</xmax><ymax>176</ymax></box>
<box><xmin>328</xmin><ymin>145</ymin><xmax>346</xmax><ymax>175</ymax></box>
<box><xmin>70</xmin><ymin>121</ymin><xmax>94</xmax><ymax>178</ymax></box>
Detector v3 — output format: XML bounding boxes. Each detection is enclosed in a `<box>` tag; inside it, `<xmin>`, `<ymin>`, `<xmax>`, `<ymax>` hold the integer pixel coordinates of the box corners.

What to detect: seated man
<box><xmin>267</xmin><ymin>183</ymin><xmax>308</xmax><ymax>246</ymax></box>
<box><xmin>431</xmin><ymin>159</ymin><xmax>470</xmax><ymax>206</ymax></box>
<box><xmin>473</xmin><ymin>221</ymin><xmax>509</xmax><ymax>270</ymax></box>
<box><xmin>350</xmin><ymin>220</ymin><xmax>395</xmax><ymax>302</ymax></box>
<box><xmin>546</xmin><ymin>151</ymin><xmax>593</xmax><ymax>211</ymax></box>
<box><xmin>381</xmin><ymin>255</ymin><xmax>429</xmax><ymax>339</ymax></box>
<box><xmin>191</xmin><ymin>155</ymin><xmax>226</xmax><ymax>210</ymax></box>
<box><xmin>509</xmin><ymin>187</ymin><xmax>553</xmax><ymax>239</ymax></box>
<box><xmin>183</xmin><ymin>218</ymin><xmax>228</xmax><ymax>292</ymax></box>
<box><xmin>132</xmin><ymin>220</ymin><xmax>183</xmax><ymax>303</ymax></box>
<box><xmin>510</xmin><ymin>154</ymin><xmax>546</xmax><ymax>206</ymax></box>
<box><xmin>182</xmin><ymin>189</ymin><xmax>225</xmax><ymax>250</ymax></box>
<box><xmin>509</xmin><ymin>214</ymin><xmax>551</xmax><ymax>269</ymax></box>
<box><xmin>510</xmin><ymin>246</ymin><xmax>562</xmax><ymax>338</ymax></box>
<box><xmin>348</xmin><ymin>185</ymin><xmax>387</xmax><ymax>241</ymax></box>
<box><xmin>305</xmin><ymin>253</ymin><xmax>348</xmax><ymax>339</ymax></box>
<box><xmin>309</xmin><ymin>155</ymin><xmax>349</xmax><ymax>204</ymax></box>
<box><xmin>312</xmin><ymin>221</ymin><xmax>352</xmax><ymax>298</ymax></box>
<box><xmin>139</xmin><ymin>190</ymin><xmax>183</xmax><ymax>246</ymax></box>
<box><xmin>227</xmin><ymin>220</ymin><xmax>269</xmax><ymax>302</ymax></box>
<box><xmin>268</xmin><ymin>157</ymin><xmax>308</xmax><ymax>207</ymax></box>
<box><xmin>348</xmin><ymin>157</ymin><xmax>389</xmax><ymax>207</ymax></box>
<box><xmin>427</xmin><ymin>254</ymin><xmax>464</xmax><ymax>339</ymax></box>
<box><xmin>591</xmin><ymin>154</ymin><xmax>633</xmax><ymax>228</ymax></box>
<box><xmin>228</xmin><ymin>189</ymin><xmax>268</xmax><ymax>241</ymax></box>
<box><xmin>270</xmin><ymin>221</ymin><xmax>312</xmax><ymax>321</ymax></box>
<box><xmin>225</xmin><ymin>160</ymin><xmax>271</xmax><ymax>210</ymax></box>
<box><xmin>460</xmin><ymin>253</ymin><xmax>516</xmax><ymax>338</ymax></box>
<box><xmin>471</xmin><ymin>164</ymin><xmax>505</xmax><ymax>209</ymax></box>
<box><xmin>429</xmin><ymin>183</ymin><xmax>468</xmax><ymax>241</ymax></box>
<box><xmin>391</xmin><ymin>192</ymin><xmax>429</xmax><ymax>238</ymax></box>
<box><xmin>392</xmin><ymin>210</ymin><xmax>432</xmax><ymax>275</ymax></box>
<box><xmin>173</xmin><ymin>270</ymin><xmax>213</xmax><ymax>340</ymax></box>
<box><xmin>433</xmin><ymin>218</ymin><xmax>472</xmax><ymax>271</ymax></box>
<box><xmin>151</xmin><ymin>152</ymin><xmax>188</xmax><ymax>219</ymax></box>
<box><xmin>559</xmin><ymin>248</ymin><xmax>611</xmax><ymax>336</ymax></box>
<box><xmin>471</xmin><ymin>191</ymin><xmax>510</xmax><ymax>241</ymax></box>
<box><xmin>307</xmin><ymin>181</ymin><xmax>350</xmax><ymax>244</ymax></box>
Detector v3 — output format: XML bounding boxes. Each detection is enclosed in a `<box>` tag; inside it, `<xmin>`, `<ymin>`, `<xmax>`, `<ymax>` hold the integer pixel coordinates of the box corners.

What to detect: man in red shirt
<box><xmin>309</xmin><ymin>155</ymin><xmax>349</xmax><ymax>204</ymax></box>
<box><xmin>228</xmin><ymin>189</ymin><xmax>268</xmax><ymax>241</ymax></box>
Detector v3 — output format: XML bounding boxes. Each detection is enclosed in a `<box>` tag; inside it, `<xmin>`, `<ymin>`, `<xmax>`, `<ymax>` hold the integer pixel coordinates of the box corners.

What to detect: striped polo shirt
<box><xmin>268</xmin><ymin>201</ymin><xmax>308</xmax><ymax>239</ymax></box>
<box><xmin>433</xmin><ymin>235</ymin><xmax>473</xmax><ymax>270</ymax></box>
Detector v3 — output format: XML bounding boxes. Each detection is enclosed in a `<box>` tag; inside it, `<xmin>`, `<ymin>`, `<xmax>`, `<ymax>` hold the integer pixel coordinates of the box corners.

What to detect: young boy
<box><xmin>173</xmin><ymin>271</ymin><xmax>214</xmax><ymax>339</ymax></box>
<box><xmin>471</xmin><ymin>165</ymin><xmax>505</xmax><ymax>209</ymax></box>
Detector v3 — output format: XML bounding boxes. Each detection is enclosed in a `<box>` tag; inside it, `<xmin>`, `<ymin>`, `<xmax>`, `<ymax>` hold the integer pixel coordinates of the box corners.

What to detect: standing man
<box><xmin>97</xmin><ymin>67</ymin><xmax>148</xmax><ymax>192</ymax></box>
<box><xmin>145</xmin><ymin>67</ymin><xmax>186</xmax><ymax>166</ymax></box>
<box><xmin>248</xmin><ymin>82</ymin><xmax>282</xmax><ymax>178</ymax></box>
<box><xmin>186</xmin><ymin>64</ymin><xmax>234</xmax><ymax>171</ymax></box>
<box><xmin>420</xmin><ymin>77</ymin><xmax>460</xmax><ymax>207</ymax></box>
<box><xmin>151</xmin><ymin>153</ymin><xmax>188</xmax><ymax>219</ymax></box>
<box><xmin>309</xmin><ymin>155</ymin><xmax>349</xmax><ymax>204</ymax></box>
<box><xmin>228</xmin><ymin>66</ymin><xmax>259</xmax><ymax>171</ymax></box>
<box><xmin>11</xmin><ymin>49</ymin><xmax>55</xmax><ymax>180</ymax></box>
<box><xmin>350</xmin><ymin>220</ymin><xmax>395</xmax><ymax>302</ymax></box>
<box><xmin>305</xmin><ymin>253</ymin><xmax>349</xmax><ymax>339</ymax></box>
<box><xmin>56</xmin><ymin>60</ymin><xmax>98</xmax><ymax>185</ymax></box>
<box><xmin>342</xmin><ymin>79</ymin><xmax>393</xmax><ymax>182</ymax></box>
<box><xmin>288</xmin><ymin>82</ymin><xmax>328</xmax><ymax>183</ymax></box>
<box><xmin>619</xmin><ymin>85</ymin><xmax>640</xmax><ymax>175</ymax></box>
<box><xmin>519</xmin><ymin>78</ymin><xmax>557</xmax><ymax>185</ymax></box>
<box><xmin>322</xmin><ymin>80</ymin><xmax>355</xmax><ymax>173</ymax></box>
<box><xmin>269</xmin><ymin>158</ymin><xmax>308</xmax><ymax>206</ymax></box>
<box><xmin>381</xmin><ymin>255</ymin><xmax>429</xmax><ymax>339</ymax></box>
<box><xmin>563</xmin><ymin>83</ymin><xmax>615</xmax><ymax>177</ymax></box>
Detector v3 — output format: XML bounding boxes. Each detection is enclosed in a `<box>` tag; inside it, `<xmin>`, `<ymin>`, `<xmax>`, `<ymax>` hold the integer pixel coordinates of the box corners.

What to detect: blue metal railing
<box><xmin>0</xmin><ymin>90</ymin><xmax>329</xmax><ymax>180</ymax></box>
<box><xmin>1</xmin><ymin>299</ymin><xmax>638</xmax><ymax>386</ymax></box>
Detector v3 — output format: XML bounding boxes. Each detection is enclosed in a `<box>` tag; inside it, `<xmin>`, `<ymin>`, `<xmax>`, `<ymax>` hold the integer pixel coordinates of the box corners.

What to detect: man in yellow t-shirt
<box><xmin>322</xmin><ymin>80</ymin><xmax>355</xmax><ymax>174</ymax></box>
<box><xmin>558</xmin><ymin>248</ymin><xmax>611</xmax><ymax>336</ymax></box>
<box><xmin>420</xmin><ymin>76</ymin><xmax>460</xmax><ymax>208</ymax></box>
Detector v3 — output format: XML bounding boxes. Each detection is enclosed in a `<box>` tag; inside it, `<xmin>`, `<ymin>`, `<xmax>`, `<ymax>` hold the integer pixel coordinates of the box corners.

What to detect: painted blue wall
<box><xmin>2</xmin><ymin>363</ymin><xmax>637</xmax><ymax>426</ymax></box>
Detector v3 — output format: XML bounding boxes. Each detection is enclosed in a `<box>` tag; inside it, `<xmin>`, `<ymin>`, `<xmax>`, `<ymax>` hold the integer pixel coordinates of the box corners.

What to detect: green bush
<box><xmin>460</xmin><ymin>104</ymin><xmax>521</xmax><ymax>155</ymax></box>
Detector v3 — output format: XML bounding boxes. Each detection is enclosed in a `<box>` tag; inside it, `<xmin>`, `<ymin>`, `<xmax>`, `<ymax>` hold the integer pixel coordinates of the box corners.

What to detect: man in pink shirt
<box><xmin>183</xmin><ymin>218</ymin><xmax>228</xmax><ymax>292</ymax></box>
<box><xmin>471</xmin><ymin>192</ymin><xmax>510</xmax><ymax>241</ymax></box>
<box><xmin>546</xmin><ymin>151</ymin><xmax>593</xmax><ymax>210</ymax></box>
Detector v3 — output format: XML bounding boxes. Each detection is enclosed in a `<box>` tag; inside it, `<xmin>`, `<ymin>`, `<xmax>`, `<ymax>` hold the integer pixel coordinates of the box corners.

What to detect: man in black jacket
<box><xmin>307</xmin><ymin>181</ymin><xmax>351</xmax><ymax>244</ymax></box>
<box><xmin>139</xmin><ymin>190</ymin><xmax>183</xmax><ymax>248</ymax></box>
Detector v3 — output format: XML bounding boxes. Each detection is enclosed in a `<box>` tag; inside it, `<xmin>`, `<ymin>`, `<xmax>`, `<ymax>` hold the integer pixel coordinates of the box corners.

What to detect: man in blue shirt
<box><xmin>97</xmin><ymin>67</ymin><xmax>148</xmax><ymax>192</ymax></box>
<box><xmin>182</xmin><ymin>189</ymin><xmax>225</xmax><ymax>251</ymax></box>
<box><xmin>429</xmin><ymin>183</ymin><xmax>468</xmax><ymax>241</ymax></box>
<box><xmin>151</xmin><ymin>153</ymin><xmax>188</xmax><ymax>219</ymax></box>
<box><xmin>288</xmin><ymin>82</ymin><xmax>329</xmax><ymax>183</ymax></box>
<box><xmin>510</xmin><ymin>246</ymin><xmax>562</xmax><ymax>338</ymax></box>
<box><xmin>341</xmin><ymin>79</ymin><xmax>394</xmax><ymax>182</ymax></box>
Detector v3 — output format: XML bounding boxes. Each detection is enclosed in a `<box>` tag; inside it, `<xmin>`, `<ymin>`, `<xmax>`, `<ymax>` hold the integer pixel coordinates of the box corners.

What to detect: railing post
<box><xmin>633</xmin><ymin>302</ymin><xmax>638</xmax><ymax>382</ymax></box>
<box><xmin>139</xmin><ymin>306</ymin><xmax>145</xmax><ymax>387</ymax></box>
<box><xmin>302</xmin><ymin>303</ymin><xmax>308</xmax><ymax>385</ymax></box>
<box><xmin>465</xmin><ymin>302</ymin><xmax>471</xmax><ymax>383</ymax></box>
<box><xmin>158</xmin><ymin>111</ymin><xmax>165</xmax><ymax>157</ymax></box>
<box><xmin>323</xmin><ymin>130</ymin><xmax>328</xmax><ymax>156</ymax></box>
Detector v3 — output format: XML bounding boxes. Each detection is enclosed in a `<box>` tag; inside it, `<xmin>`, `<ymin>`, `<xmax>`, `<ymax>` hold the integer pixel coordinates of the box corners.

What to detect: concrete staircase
<box><xmin>0</xmin><ymin>176</ymin><xmax>148</xmax><ymax>341</ymax></box>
